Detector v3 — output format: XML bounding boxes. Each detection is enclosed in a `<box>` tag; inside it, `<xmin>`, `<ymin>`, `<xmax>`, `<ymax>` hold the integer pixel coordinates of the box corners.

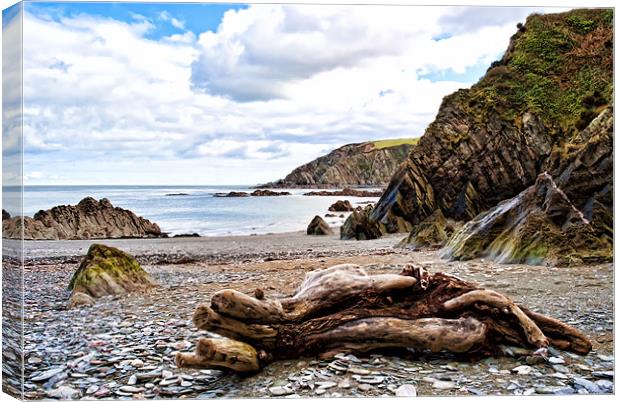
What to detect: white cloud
<box><xmin>18</xmin><ymin>4</ymin><xmax>558</xmax><ymax>185</ymax></box>
<box><xmin>159</xmin><ymin>10</ymin><xmax>186</xmax><ymax>30</ymax></box>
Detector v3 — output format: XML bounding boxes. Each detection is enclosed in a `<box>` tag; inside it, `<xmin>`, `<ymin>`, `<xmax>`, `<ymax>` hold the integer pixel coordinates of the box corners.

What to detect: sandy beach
<box><xmin>2</xmin><ymin>232</ymin><xmax>614</xmax><ymax>398</ymax></box>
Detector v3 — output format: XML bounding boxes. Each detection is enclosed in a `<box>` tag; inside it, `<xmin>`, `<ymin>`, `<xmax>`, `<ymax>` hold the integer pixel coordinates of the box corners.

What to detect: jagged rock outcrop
<box><xmin>1</xmin><ymin>197</ymin><xmax>162</xmax><ymax>240</ymax></box>
<box><xmin>341</xmin><ymin>205</ymin><xmax>384</xmax><ymax>240</ymax></box>
<box><xmin>69</xmin><ymin>244</ymin><xmax>155</xmax><ymax>299</ymax></box>
<box><xmin>262</xmin><ymin>139</ymin><xmax>417</xmax><ymax>188</ymax></box>
<box><xmin>2</xmin><ymin>209</ymin><xmax>10</xmax><ymax>220</ymax></box>
<box><xmin>250</xmin><ymin>190</ymin><xmax>291</xmax><ymax>196</ymax></box>
<box><xmin>342</xmin><ymin>9</ymin><xmax>613</xmax><ymax>261</ymax></box>
<box><xmin>307</xmin><ymin>216</ymin><xmax>334</xmax><ymax>235</ymax></box>
<box><xmin>443</xmin><ymin>107</ymin><xmax>613</xmax><ymax>266</ymax></box>
<box><xmin>328</xmin><ymin>200</ymin><xmax>354</xmax><ymax>212</ymax></box>
<box><xmin>304</xmin><ymin>187</ymin><xmax>383</xmax><ymax>197</ymax></box>
<box><xmin>398</xmin><ymin>209</ymin><xmax>461</xmax><ymax>249</ymax></box>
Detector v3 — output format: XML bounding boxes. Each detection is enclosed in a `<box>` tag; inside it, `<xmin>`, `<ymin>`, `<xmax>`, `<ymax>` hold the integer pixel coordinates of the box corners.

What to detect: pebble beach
<box><xmin>2</xmin><ymin>232</ymin><xmax>614</xmax><ymax>399</ymax></box>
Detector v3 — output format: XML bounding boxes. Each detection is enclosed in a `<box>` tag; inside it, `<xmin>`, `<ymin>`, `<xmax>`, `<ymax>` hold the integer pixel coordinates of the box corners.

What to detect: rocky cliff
<box><xmin>263</xmin><ymin>139</ymin><xmax>418</xmax><ymax>188</ymax></box>
<box><xmin>443</xmin><ymin>106</ymin><xmax>613</xmax><ymax>266</ymax></box>
<box><xmin>342</xmin><ymin>9</ymin><xmax>613</xmax><ymax>265</ymax></box>
<box><xmin>2</xmin><ymin>197</ymin><xmax>163</xmax><ymax>240</ymax></box>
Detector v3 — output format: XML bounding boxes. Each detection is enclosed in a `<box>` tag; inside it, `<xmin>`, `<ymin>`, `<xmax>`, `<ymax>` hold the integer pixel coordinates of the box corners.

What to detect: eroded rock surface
<box><xmin>444</xmin><ymin>107</ymin><xmax>613</xmax><ymax>266</ymax></box>
<box><xmin>2</xmin><ymin>197</ymin><xmax>162</xmax><ymax>240</ymax></box>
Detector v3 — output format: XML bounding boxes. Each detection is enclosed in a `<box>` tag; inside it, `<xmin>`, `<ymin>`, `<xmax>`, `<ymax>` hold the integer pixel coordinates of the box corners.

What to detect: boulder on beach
<box><xmin>340</xmin><ymin>205</ymin><xmax>384</xmax><ymax>240</ymax></box>
<box><xmin>1</xmin><ymin>197</ymin><xmax>162</xmax><ymax>240</ymax></box>
<box><xmin>398</xmin><ymin>209</ymin><xmax>461</xmax><ymax>249</ymax></box>
<box><xmin>328</xmin><ymin>200</ymin><xmax>354</xmax><ymax>212</ymax></box>
<box><xmin>69</xmin><ymin>244</ymin><xmax>156</xmax><ymax>299</ymax></box>
<box><xmin>307</xmin><ymin>216</ymin><xmax>334</xmax><ymax>235</ymax></box>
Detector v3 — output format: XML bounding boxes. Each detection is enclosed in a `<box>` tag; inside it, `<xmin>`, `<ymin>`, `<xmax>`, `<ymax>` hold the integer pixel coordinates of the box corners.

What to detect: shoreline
<box><xmin>4</xmin><ymin>230</ymin><xmax>407</xmax><ymax>262</ymax></box>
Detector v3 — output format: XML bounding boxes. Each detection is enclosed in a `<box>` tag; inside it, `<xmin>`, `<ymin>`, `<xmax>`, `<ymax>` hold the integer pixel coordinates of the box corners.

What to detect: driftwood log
<box><xmin>176</xmin><ymin>264</ymin><xmax>591</xmax><ymax>373</ymax></box>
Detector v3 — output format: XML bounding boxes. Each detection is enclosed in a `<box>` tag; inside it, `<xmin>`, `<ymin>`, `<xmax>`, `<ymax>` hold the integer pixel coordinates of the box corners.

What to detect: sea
<box><xmin>2</xmin><ymin>185</ymin><xmax>381</xmax><ymax>237</ymax></box>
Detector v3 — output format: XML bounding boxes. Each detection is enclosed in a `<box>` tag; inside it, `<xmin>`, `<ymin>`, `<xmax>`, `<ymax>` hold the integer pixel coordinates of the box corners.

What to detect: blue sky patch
<box><xmin>417</xmin><ymin>59</ymin><xmax>492</xmax><ymax>83</ymax></box>
<box><xmin>24</xmin><ymin>1</ymin><xmax>247</xmax><ymax>40</ymax></box>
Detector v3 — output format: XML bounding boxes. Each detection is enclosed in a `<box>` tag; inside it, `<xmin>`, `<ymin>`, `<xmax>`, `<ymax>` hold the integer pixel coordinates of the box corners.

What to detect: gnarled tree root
<box><xmin>178</xmin><ymin>264</ymin><xmax>591</xmax><ymax>373</ymax></box>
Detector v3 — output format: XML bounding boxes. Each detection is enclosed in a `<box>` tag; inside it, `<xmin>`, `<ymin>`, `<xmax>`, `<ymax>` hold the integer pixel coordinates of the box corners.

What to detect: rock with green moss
<box><xmin>346</xmin><ymin>9</ymin><xmax>613</xmax><ymax>248</ymax></box>
<box><xmin>69</xmin><ymin>244</ymin><xmax>156</xmax><ymax>298</ymax></box>
<box><xmin>398</xmin><ymin>209</ymin><xmax>461</xmax><ymax>249</ymax></box>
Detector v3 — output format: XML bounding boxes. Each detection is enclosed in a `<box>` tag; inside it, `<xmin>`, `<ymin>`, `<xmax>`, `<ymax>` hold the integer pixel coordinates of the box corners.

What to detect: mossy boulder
<box><xmin>69</xmin><ymin>244</ymin><xmax>156</xmax><ymax>298</ymax></box>
<box><xmin>307</xmin><ymin>216</ymin><xmax>334</xmax><ymax>236</ymax></box>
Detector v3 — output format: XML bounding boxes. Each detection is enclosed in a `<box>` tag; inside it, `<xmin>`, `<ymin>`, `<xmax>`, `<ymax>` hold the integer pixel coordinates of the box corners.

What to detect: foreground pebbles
<box><xmin>12</xmin><ymin>247</ymin><xmax>615</xmax><ymax>399</ymax></box>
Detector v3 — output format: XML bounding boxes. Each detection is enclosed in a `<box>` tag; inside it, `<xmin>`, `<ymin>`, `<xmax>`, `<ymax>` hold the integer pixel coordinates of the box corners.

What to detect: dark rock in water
<box><xmin>2</xmin><ymin>209</ymin><xmax>10</xmax><ymax>220</ymax></box>
<box><xmin>69</xmin><ymin>244</ymin><xmax>156</xmax><ymax>298</ymax></box>
<box><xmin>329</xmin><ymin>200</ymin><xmax>354</xmax><ymax>212</ymax></box>
<box><xmin>325</xmin><ymin>213</ymin><xmax>337</xmax><ymax>218</ymax></box>
<box><xmin>307</xmin><ymin>216</ymin><xmax>334</xmax><ymax>235</ymax></box>
<box><xmin>1</xmin><ymin>197</ymin><xmax>162</xmax><ymax>240</ymax></box>
<box><xmin>173</xmin><ymin>233</ymin><xmax>201</xmax><ymax>238</ymax></box>
<box><xmin>398</xmin><ymin>209</ymin><xmax>461</xmax><ymax>249</ymax></box>
<box><xmin>342</xmin><ymin>9</ymin><xmax>613</xmax><ymax>263</ymax></box>
<box><xmin>215</xmin><ymin>191</ymin><xmax>249</xmax><ymax>197</ymax></box>
<box><xmin>305</xmin><ymin>187</ymin><xmax>383</xmax><ymax>197</ymax></box>
<box><xmin>250</xmin><ymin>189</ymin><xmax>291</xmax><ymax>196</ymax></box>
<box><xmin>341</xmin><ymin>205</ymin><xmax>383</xmax><ymax>240</ymax></box>
<box><xmin>443</xmin><ymin>106</ymin><xmax>613</xmax><ymax>265</ymax></box>
<box><xmin>259</xmin><ymin>139</ymin><xmax>417</xmax><ymax>188</ymax></box>
<box><xmin>165</xmin><ymin>193</ymin><xmax>190</xmax><ymax>196</ymax></box>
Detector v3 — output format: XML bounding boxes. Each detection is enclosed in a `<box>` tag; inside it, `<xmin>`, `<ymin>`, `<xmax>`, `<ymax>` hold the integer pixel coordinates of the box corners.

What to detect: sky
<box><xmin>2</xmin><ymin>2</ymin><xmax>570</xmax><ymax>185</ymax></box>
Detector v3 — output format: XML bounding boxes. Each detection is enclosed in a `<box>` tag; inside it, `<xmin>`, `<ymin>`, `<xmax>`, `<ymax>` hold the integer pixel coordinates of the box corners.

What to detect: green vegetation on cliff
<box><xmin>471</xmin><ymin>8</ymin><xmax>613</xmax><ymax>133</ymax></box>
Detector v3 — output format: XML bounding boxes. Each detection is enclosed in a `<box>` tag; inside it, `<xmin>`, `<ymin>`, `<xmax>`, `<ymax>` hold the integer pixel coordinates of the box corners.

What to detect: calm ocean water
<box><xmin>3</xmin><ymin>186</ymin><xmax>380</xmax><ymax>236</ymax></box>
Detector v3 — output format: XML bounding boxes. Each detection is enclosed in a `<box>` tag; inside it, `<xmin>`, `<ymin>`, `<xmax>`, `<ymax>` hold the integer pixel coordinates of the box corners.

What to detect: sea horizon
<box><xmin>2</xmin><ymin>184</ymin><xmax>381</xmax><ymax>237</ymax></box>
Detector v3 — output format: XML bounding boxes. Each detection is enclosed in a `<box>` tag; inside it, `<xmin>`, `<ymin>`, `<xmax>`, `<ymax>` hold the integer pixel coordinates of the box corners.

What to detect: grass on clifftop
<box><xmin>371</xmin><ymin>138</ymin><xmax>420</xmax><ymax>149</ymax></box>
<box><xmin>467</xmin><ymin>8</ymin><xmax>613</xmax><ymax>135</ymax></box>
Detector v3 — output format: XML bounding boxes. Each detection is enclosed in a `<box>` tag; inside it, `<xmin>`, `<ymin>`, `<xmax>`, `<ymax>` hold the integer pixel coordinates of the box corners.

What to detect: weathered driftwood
<box><xmin>176</xmin><ymin>264</ymin><xmax>591</xmax><ymax>373</ymax></box>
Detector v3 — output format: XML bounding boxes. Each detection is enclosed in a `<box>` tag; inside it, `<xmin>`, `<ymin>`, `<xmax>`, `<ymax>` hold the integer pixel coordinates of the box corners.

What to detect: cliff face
<box><xmin>343</xmin><ymin>9</ymin><xmax>612</xmax><ymax>251</ymax></box>
<box><xmin>443</xmin><ymin>107</ymin><xmax>612</xmax><ymax>266</ymax></box>
<box><xmin>265</xmin><ymin>139</ymin><xmax>417</xmax><ymax>188</ymax></box>
<box><xmin>2</xmin><ymin>197</ymin><xmax>163</xmax><ymax>240</ymax></box>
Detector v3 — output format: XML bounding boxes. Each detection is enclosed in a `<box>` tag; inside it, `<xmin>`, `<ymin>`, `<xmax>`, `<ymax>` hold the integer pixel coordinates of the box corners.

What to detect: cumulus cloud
<box><xmin>17</xmin><ymin>4</ymin><xmax>558</xmax><ymax>185</ymax></box>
